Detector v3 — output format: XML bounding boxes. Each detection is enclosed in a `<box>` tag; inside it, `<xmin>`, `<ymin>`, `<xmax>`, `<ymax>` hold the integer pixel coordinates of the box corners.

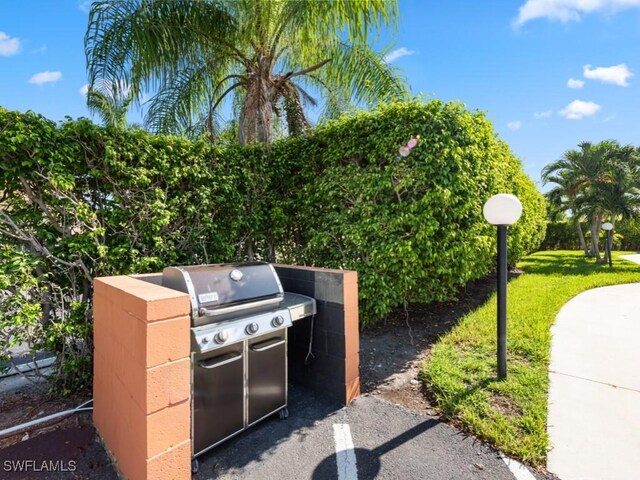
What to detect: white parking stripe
<box><xmin>333</xmin><ymin>424</ymin><xmax>358</xmax><ymax>480</ymax></box>
<box><xmin>500</xmin><ymin>453</ymin><xmax>537</xmax><ymax>480</ymax></box>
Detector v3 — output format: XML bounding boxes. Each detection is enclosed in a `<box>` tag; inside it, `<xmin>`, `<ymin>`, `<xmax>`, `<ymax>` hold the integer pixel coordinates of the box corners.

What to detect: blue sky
<box><xmin>1</xmin><ymin>1</ymin><xmax>640</xmax><ymax>189</ymax></box>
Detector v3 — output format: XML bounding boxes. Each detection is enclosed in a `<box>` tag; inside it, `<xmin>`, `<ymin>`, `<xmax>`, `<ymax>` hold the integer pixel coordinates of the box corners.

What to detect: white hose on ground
<box><xmin>0</xmin><ymin>399</ymin><xmax>93</xmax><ymax>438</ymax></box>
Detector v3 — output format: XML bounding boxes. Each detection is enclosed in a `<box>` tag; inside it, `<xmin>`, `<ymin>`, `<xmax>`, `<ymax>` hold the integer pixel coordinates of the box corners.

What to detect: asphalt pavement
<box><xmin>195</xmin><ymin>385</ymin><xmax>524</xmax><ymax>480</ymax></box>
<box><xmin>0</xmin><ymin>380</ymin><xmax>544</xmax><ymax>479</ymax></box>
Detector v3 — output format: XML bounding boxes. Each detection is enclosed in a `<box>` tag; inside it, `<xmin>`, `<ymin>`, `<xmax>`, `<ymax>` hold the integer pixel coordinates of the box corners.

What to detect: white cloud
<box><xmin>534</xmin><ymin>109</ymin><xmax>553</xmax><ymax>118</ymax></box>
<box><xmin>559</xmin><ymin>100</ymin><xmax>601</xmax><ymax>120</ymax></box>
<box><xmin>583</xmin><ymin>63</ymin><xmax>633</xmax><ymax>86</ymax></box>
<box><xmin>384</xmin><ymin>47</ymin><xmax>416</xmax><ymax>63</ymax></box>
<box><xmin>0</xmin><ymin>32</ymin><xmax>21</xmax><ymax>56</ymax></box>
<box><xmin>78</xmin><ymin>1</ymin><xmax>93</xmax><ymax>13</ymax></box>
<box><xmin>567</xmin><ymin>77</ymin><xmax>585</xmax><ymax>89</ymax></box>
<box><xmin>79</xmin><ymin>84</ymin><xmax>89</xmax><ymax>96</ymax></box>
<box><xmin>31</xmin><ymin>45</ymin><xmax>47</xmax><ymax>54</ymax></box>
<box><xmin>514</xmin><ymin>0</ymin><xmax>640</xmax><ymax>26</ymax></box>
<box><xmin>507</xmin><ymin>121</ymin><xmax>522</xmax><ymax>130</ymax></box>
<box><xmin>28</xmin><ymin>71</ymin><xmax>63</xmax><ymax>85</ymax></box>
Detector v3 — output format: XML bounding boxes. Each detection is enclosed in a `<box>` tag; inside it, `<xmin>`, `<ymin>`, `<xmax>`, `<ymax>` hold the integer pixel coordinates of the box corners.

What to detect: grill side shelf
<box><xmin>283</xmin><ymin>292</ymin><xmax>317</xmax><ymax>321</ymax></box>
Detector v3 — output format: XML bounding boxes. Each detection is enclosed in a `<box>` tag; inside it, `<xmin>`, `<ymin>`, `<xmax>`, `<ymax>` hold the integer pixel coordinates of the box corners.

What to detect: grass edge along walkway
<box><xmin>419</xmin><ymin>250</ymin><xmax>640</xmax><ymax>467</ymax></box>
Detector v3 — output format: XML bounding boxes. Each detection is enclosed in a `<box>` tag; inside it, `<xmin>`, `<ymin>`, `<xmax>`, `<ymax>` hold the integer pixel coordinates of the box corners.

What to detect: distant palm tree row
<box><xmin>542</xmin><ymin>140</ymin><xmax>640</xmax><ymax>263</ymax></box>
<box><xmin>83</xmin><ymin>0</ymin><xmax>408</xmax><ymax>144</ymax></box>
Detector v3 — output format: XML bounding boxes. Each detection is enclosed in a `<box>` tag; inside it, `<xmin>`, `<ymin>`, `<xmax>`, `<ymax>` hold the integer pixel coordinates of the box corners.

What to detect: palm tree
<box><xmin>576</xmin><ymin>149</ymin><xmax>640</xmax><ymax>263</ymax></box>
<box><xmin>86</xmin><ymin>79</ymin><xmax>134</xmax><ymax>129</ymax></box>
<box><xmin>544</xmin><ymin>172</ymin><xmax>589</xmax><ymax>254</ymax></box>
<box><xmin>85</xmin><ymin>0</ymin><xmax>408</xmax><ymax>144</ymax></box>
<box><xmin>542</xmin><ymin>141</ymin><xmax>616</xmax><ymax>258</ymax></box>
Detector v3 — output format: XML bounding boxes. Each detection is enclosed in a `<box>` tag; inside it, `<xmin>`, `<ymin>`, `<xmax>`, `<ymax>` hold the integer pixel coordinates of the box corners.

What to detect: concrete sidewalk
<box><xmin>547</xmin><ymin>280</ymin><xmax>640</xmax><ymax>480</ymax></box>
<box><xmin>620</xmin><ymin>253</ymin><xmax>640</xmax><ymax>265</ymax></box>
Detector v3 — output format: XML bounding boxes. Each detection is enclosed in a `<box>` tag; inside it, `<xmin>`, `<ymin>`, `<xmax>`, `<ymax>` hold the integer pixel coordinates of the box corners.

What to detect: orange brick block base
<box><xmin>93</xmin><ymin>275</ymin><xmax>191</xmax><ymax>480</ymax></box>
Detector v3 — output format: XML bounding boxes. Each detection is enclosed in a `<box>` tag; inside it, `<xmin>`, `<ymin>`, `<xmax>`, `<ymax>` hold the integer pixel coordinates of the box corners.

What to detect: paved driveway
<box><xmin>195</xmin><ymin>385</ymin><xmax>526</xmax><ymax>480</ymax></box>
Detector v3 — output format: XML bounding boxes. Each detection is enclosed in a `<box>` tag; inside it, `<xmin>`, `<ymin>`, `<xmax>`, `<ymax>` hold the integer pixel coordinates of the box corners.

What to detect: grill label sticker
<box><xmin>198</xmin><ymin>292</ymin><xmax>219</xmax><ymax>304</ymax></box>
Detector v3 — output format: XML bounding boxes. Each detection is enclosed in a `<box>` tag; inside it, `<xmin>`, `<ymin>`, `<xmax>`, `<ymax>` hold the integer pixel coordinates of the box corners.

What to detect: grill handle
<box><xmin>198</xmin><ymin>296</ymin><xmax>282</xmax><ymax>317</ymax></box>
<box><xmin>250</xmin><ymin>337</ymin><xmax>286</xmax><ymax>352</ymax></box>
<box><xmin>198</xmin><ymin>352</ymin><xmax>242</xmax><ymax>369</ymax></box>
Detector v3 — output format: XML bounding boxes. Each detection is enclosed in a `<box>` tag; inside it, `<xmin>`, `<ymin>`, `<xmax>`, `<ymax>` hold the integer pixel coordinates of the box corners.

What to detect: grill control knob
<box><xmin>246</xmin><ymin>322</ymin><xmax>259</xmax><ymax>335</ymax></box>
<box><xmin>272</xmin><ymin>315</ymin><xmax>285</xmax><ymax>327</ymax></box>
<box><xmin>202</xmin><ymin>336</ymin><xmax>210</xmax><ymax>344</ymax></box>
<box><xmin>214</xmin><ymin>331</ymin><xmax>228</xmax><ymax>344</ymax></box>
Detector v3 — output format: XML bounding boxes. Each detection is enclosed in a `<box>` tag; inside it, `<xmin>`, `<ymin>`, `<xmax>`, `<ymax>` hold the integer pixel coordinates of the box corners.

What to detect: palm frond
<box><xmin>86</xmin><ymin>79</ymin><xmax>134</xmax><ymax>128</ymax></box>
<box><xmin>85</xmin><ymin>0</ymin><xmax>405</xmax><ymax>143</ymax></box>
<box><xmin>86</xmin><ymin>0</ymin><xmax>237</xmax><ymax>100</ymax></box>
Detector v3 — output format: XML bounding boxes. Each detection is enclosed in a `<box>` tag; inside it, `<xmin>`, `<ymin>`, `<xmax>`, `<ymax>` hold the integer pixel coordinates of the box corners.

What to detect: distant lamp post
<box><xmin>602</xmin><ymin>222</ymin><xmax>614</xmax><ymax>268</ymax></box>
<box><xmin>483</xmin><ymin>194</ymin><xmax>523</xmax><ymax>380</ymax></box>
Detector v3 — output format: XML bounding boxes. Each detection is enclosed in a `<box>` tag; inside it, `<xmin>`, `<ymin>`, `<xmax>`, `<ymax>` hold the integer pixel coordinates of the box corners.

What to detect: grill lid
<box><xmin>162</xmin><ymin>262</ymin><xmax>284</xmax><ymax>324</ymax></box>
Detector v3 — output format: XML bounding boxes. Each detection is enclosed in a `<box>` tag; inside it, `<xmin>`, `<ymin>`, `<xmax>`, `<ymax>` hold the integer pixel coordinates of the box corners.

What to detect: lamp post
<box><xmin>483</xmin><ymin>194</ymin><xmax>523</xmax><ymax>380</ymax></box>
<box><xmin>602</xmin><ymin>222</ymin><xmax>613</xmax><ymax>268</ymax></box>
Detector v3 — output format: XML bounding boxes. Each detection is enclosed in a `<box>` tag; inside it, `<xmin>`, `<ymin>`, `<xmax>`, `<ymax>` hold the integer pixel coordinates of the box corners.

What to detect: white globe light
<box><xmin>602</xmin><ymin>222</ymin><xmax>614</xmax><ymax>231</ymax></box>
<box><xmin>483</xmin><ymin>194</ymin><xmax>523</xmax><ymax>226</ymax></box>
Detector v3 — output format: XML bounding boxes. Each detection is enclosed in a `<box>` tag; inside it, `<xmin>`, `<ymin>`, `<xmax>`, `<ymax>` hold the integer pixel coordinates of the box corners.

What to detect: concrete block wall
<box><xmin>93</xmin><ymin>275</ymin><xmax>192</xmax><ymax>480</ymax></box>
<box><xmin>274</xmin><ymin>265</ymin><xmax>360</xmax><ymax>405</ymax></box>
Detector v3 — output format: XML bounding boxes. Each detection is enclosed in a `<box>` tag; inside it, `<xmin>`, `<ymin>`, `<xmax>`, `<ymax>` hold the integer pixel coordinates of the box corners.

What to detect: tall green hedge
<box><xmin>0</xmin><ymin>109</ymin><xmax>249</xmax><ymax>391</ymax></box>
<box><xmin>542</xmin><ymin>219</ymin><xmax>640</xmax><ymax>251</ymax></box>
<box><xmin>269</xmin><ymin>101</ymin><xmax>546</xmax><ymax>319</ymax></box>
<box><xmin>541</xmin><ymin>221</ymin><xmax>581</xmax><ymax>250</ymax></box>
<box><xmin>0</xmin><ymin>101</ymin><xmax>545</xmax><ymax>390</ymax></box>
<box><xmin>616</xmin><ymin>219</ymin><xmax>640</xmax><ymax>250</ymax></box>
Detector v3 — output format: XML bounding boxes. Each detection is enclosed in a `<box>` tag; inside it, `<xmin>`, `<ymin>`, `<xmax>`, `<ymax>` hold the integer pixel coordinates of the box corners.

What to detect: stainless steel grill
<box><xmin>161</xmin><ymin>262</ymin><xmax>315</xmax><ymax>473</ymax></box>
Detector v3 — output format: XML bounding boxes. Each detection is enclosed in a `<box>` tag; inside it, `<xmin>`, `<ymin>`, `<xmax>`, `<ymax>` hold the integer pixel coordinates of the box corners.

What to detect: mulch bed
<box><xmin>359</xmin><ymin>274</ymin><xmax>500</xmax><ymax>411</ymax></box>
<box><xmin>0</xmin><ymin>384</ymin><xmax>117</xmax><ymax>479</ymax></box>
<box><xmin>0</xmin><ymin>421</ymin><xmax>117</xmax><ymax>480</ymax></box>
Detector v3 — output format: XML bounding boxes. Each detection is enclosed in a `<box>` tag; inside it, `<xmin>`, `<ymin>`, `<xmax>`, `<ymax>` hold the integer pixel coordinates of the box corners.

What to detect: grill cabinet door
<box><xmin>247</xmin><ymin>333</ymin><xmax>287</xmax><ymax>425</ymax></box>
<box><xmin>193</xmin><ymin>344</ymin><xmax>244</xmax><ymax>455</ymax></box>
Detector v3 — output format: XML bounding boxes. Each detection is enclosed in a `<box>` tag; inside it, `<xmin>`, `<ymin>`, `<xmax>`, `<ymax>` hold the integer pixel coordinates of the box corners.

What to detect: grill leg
<box><xmin>279</xmin><ymin>407</ymin><xmax>289</xmax><ymax>420</ymax></box>
<box><xmin>192</xmin><ymin>458</ymin><xmax>199</xmax><ymax>474</ymax></box>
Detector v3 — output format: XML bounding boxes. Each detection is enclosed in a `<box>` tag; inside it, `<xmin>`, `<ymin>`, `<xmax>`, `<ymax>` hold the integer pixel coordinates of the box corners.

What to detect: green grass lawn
<box><xmin>420</xmin><ymin>250</ymin><xmax>640</xmax><ymax>467</ymax></box>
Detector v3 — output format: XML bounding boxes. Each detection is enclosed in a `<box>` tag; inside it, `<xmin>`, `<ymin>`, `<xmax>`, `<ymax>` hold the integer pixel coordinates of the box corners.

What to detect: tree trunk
<box><xmin>247</xmin><ymin>237</ymin><xmax>255</xmax><ymax>262</ymax></box>
<box><xmin>589</xmin><ymin>212</ymin><xmax>603</xmax><ymax>261</ymax></box>
<box><xmin>576</xmin><ymin>220</ymin><xmax>588</xmax><ymax>255</ymax></box>
<box><xmin>284</xmin><ymin>87</ymin><xmax>311</xmax><ymax>137</ymax></box>
<box><xmin>35</xmin><ymin>261</ymin><xmax>51</xmax><ymax>327</ymax></box>
<box><xmin>239</xmin><ymin>58</ymin><xmax>274</xmax><ymax>145</ymax></box>
<box><xmin>267</xmin><ymin>238</ymin><xmax>275</xmax><ymax>263</ymax></box>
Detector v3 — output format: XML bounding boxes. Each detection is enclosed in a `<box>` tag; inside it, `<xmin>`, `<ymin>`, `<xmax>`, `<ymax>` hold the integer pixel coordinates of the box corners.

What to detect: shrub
<box><xmin>541</xmin><ymin>221</ymin><xmax>581</xmax><ymax>250</ymax></box>
<box><xmin>275</xmin><ymin>101</ymin><xmax>546</xmax><ymax>321</ymax></box>
<box><xmin>616</xmin><ymin>219</ymin><xmax>640</xmax><ymax>251</ymax></box>
<box><xmin>542</xmin><ymin>219</ymin><xmax>640</xmax><ymax>251</ymax></box>
<box><xmin>0</xmin><ymin>109</ymin><xmax>243</xmax><ymax>392</ymax></box>
<box><xmin>0</xmin><ymin>101</ymin><xmax>545</xmax><ymax>391</ymax></box>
